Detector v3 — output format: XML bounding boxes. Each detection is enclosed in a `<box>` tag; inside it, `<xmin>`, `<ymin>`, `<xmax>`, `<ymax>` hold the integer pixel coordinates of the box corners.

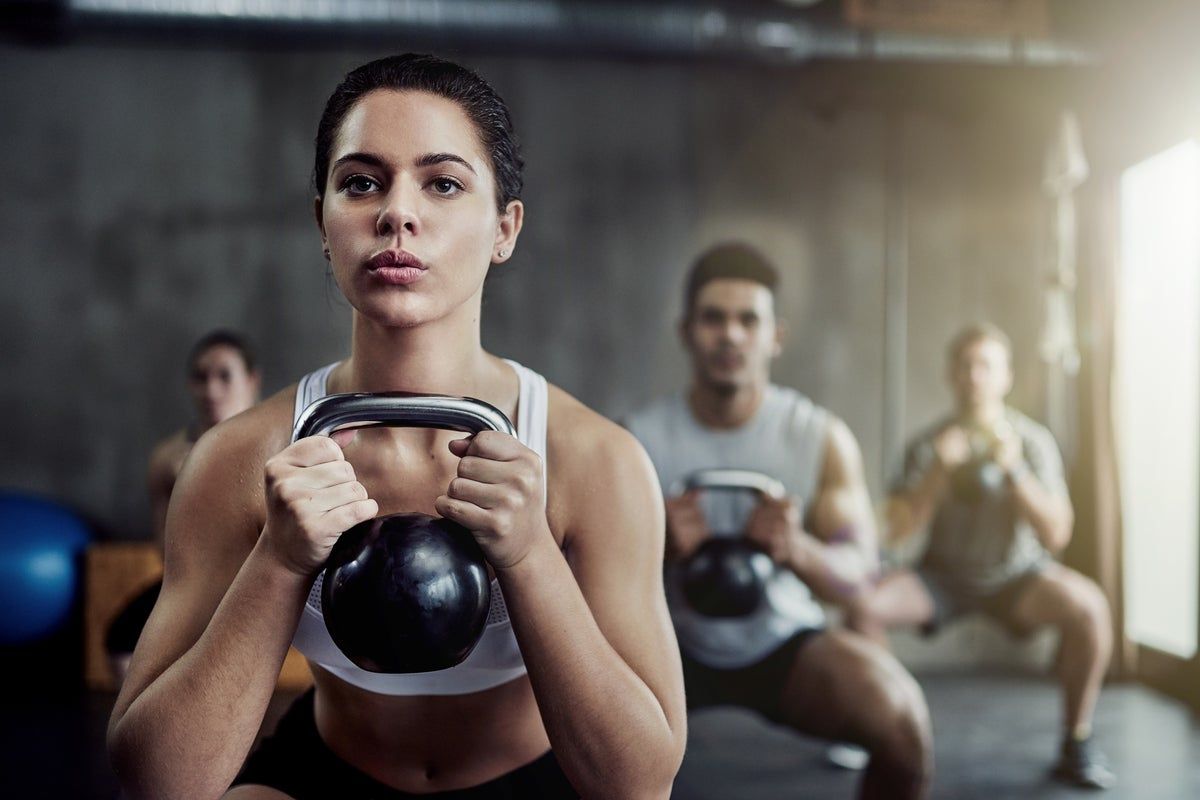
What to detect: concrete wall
<box><xmin>0</xmin><ymin>44</ymin><xmax>1068</xmax><ymax>569</ymax></box>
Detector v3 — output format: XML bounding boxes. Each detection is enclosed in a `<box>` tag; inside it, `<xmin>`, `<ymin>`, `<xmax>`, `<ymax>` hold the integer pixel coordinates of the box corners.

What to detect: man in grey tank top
<box><xmin>847</xmin><ymin>324</ymin><xmax>1116</xmax><ymax>790</ymax></box>
<box><xmin>627</xmin><ymin>244</ymin><xmax>932</xmax><ymax>800</ymax></box>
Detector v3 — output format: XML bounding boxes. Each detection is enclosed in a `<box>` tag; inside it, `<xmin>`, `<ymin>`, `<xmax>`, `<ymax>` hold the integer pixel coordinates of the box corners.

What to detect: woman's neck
<box><xmin>334</xmin><ymin>301</ymin><xmax>494</xmax><ymax>397</ymax></box>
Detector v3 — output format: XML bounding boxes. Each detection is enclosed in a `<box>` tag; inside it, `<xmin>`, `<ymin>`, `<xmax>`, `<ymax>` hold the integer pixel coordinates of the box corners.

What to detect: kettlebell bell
<box><xmin>672</xmin><ymin>469</ymin><xmax>786</xmax><ymax>618</ymax></box>
<box><xmin>292</xmin><ymin>392</ymin><xmax>516</xmax><ymax>673</ymax></box>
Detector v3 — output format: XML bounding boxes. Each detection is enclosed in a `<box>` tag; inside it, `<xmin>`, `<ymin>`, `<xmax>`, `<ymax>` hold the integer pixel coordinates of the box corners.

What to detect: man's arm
<box><xmin>996</xmin><ymin>426</ymin><xmax>1074</xmax><ymax>554</ymax></box>
<box><xmin>745</xmin><ymin>417</ymin><xmax>880</xmax><ymax>604</ymax></box>
<box><xmin>885</xmin><ymin>425</ymin><xmax>969</xmax><ymax>545</ymax></box>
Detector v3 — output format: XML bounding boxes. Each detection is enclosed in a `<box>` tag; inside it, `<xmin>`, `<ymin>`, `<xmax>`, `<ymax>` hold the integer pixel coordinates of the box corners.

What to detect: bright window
<box><xmin>1117</xmin><ymin>139</ymin><xmax>1200</xmax><ymax>659</ymax></box>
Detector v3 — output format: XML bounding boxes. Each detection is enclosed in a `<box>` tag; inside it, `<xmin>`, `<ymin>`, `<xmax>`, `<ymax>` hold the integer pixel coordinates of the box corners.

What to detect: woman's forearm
<box><xmin>497</xmin><ymin>540</ymin><xmax>682</xmax><ymax>799</ymax></box>
<box><xmin>109</xmin><ymin>538</ymin><xmax>310</xmax><ymax>800</ymax></box>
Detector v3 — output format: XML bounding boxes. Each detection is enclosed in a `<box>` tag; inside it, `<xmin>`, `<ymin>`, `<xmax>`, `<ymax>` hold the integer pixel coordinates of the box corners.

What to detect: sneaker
<box><xmin>825</xmin><ymin>742</ymin><xmax>869</xmax><ymax>771</ymax></box>
<box><xmin>1052</xmin><ymin>737</ymin><xmax>1116</xmax><ymax>790</ymax></box>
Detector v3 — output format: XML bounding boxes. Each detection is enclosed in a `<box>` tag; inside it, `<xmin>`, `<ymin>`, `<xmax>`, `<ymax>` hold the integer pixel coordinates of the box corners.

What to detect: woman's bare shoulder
<box><xmin>545</xmin><ymin>384</ymin><xmax>645</xmax><ymax>464</ymax></box>
<box><xmin>167</xmin><ymin>386</ymin><xmax>299</xmax><ymax>540</ymax></box>
<box><xmin>193</xmin><ymin>385</ymin><xmax>298</xmax><ymax>471</ymax></box>
<box><xmin>544</xmin><ymin>384</ymin><xmax>662</xmax><ymax>536</ymax></box>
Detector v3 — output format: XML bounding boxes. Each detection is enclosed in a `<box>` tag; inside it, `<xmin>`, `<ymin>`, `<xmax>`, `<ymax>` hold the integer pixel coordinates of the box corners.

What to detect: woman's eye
<box><xmin>430</xmin><ymin>177</ymin><xmax>464</xmax><ymax>196</ymax></box>
<box><xmin>343</xmin><ymin>175</ymin><xmax>379</xmax><ymax>195</ymax></box>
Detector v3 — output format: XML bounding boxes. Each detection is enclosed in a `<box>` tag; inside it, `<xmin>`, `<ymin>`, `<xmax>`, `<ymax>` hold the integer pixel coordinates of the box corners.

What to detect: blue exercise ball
<box><xmin>0</xmin><ymin>492</ymin><xmax>92</xmax><ymax>645</ymax></box>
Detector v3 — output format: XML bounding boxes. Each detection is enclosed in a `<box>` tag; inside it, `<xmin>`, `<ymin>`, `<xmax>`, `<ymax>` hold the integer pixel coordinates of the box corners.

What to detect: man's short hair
<box><xmin>187</xmin><ymin>329</ymin><xmax>258</xmax><ymax>374</ymax></box>
<box><xmin>947</xmin><ymin>322</ymin><xmax>1012</xmax><ymax>366</ymax></box>
<box><xmin>683</xmin><ymin>243</ymin><xmax>779</xmax><ymax>317</ymax></box>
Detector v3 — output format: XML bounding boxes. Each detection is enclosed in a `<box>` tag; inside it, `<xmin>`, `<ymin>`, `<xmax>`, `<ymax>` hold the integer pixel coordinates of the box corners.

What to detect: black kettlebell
<box><xmin>292</xmin><ymin>392</ymin><xmax>516</xmax><ymax>674</ymax></box>
<box><xmin>673</xmin><ymin>469</ymin><xmax>786</xmax><ymax>619</ymax></box>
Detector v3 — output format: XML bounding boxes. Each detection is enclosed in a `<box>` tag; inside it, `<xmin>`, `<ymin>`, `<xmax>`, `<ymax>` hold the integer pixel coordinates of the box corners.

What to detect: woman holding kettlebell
<box><xmin>107</xmin><ymin>54</ymin><xmax>686</xmax><ymax>800</ymax></box>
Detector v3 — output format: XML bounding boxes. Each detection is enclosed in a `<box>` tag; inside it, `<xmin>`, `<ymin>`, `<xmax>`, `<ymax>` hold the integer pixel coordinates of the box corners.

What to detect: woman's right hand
<box><xmin>260</xmin><ymin>431</ymin><xmax>378</xmax><ymax>577</ymax></box>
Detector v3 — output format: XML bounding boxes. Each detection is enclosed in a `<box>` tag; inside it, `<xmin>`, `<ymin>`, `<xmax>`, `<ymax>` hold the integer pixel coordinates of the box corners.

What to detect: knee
<box><xmin>845</xmin><ymin>589</ymin><xmax>882</xmax><ymax>632</ymax></box>
<box><xmin>856</xmin><ymin>661</ymin><xmax>933</xmax><ymax>771</ymax></box>
<box><xmin>1064</xmin><ymin>582</ymin><xmax>1113</xmax><ymax>643</ymax></box>
<box><xmin>881</xmin><ymin>674</ymin><xmax>934</xmax><ymax>767</ymax></box>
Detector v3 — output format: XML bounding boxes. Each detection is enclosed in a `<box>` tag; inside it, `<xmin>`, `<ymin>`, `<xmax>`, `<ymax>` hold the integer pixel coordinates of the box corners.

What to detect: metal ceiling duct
<box><xmin>12</xmin><ymin>0</ymin><xmax>1095</xmax><ymax>66</ymax></box>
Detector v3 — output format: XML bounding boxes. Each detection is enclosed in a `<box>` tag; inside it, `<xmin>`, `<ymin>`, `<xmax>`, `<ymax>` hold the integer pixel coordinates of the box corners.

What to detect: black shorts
<box><xmin>234</xmin><ymin>690</ymin><xmax>578</xmax><ymax>799</ymax></box>
<box><xmin>680</xmin><ymin>629</ymin><xmax>823</xmax><ymax>724</ymax></box>
<box><xmin>916</xmin><ymin>566</ymin><xmax>1046</xmax><ymax>636</ymax></box>
<box><xmin>105</xmin><ymin>580</ymin><xmax>161</xmax><ymax>655</ymax></box>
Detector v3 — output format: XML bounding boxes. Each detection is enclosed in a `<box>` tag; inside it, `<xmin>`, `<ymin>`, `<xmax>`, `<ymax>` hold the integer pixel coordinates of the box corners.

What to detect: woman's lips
<box><xmin>370</xmin><ymin>265</ymin><xmax>426</xmax><ymax>285</ymax></box>
<box><xmin>367</xmin><ymin>250</ymin><xmax>427</xmax><ymax>285</ymax></box>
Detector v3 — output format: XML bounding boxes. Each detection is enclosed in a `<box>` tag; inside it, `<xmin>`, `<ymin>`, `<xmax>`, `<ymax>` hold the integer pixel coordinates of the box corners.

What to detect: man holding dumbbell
<box><xmin>847</xmin><ymin>324</ymin><xmax>1116</xmax><ymax>789</ymax></box>
<box><xmin>626</xmin><ymin>243</ymin><xmax>932</xmax><ymax>800</ymax></box>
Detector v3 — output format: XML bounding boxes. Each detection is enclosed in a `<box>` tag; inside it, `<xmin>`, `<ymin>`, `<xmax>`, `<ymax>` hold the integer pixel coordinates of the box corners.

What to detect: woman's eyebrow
<box><xmin>331</xmin><ymin>152</ymin><xmax>388</xmax><ymax>172</ymax></box>
<box><xmin>415</xmin><ymin>152</ymin><xmax>477</xmax><ymax>174</ymax></box>
<box><xmin>331</xmin><ymin>151</ymin><xmax>478</xmax><ymax>175</ymax></box>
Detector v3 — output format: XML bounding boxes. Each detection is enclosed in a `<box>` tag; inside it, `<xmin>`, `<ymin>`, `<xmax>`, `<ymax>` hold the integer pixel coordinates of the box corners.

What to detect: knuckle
<box><xmin>264</xmin><ymin>459</ymin><xmax>284</xmax><ymax>484</ymax></box>
<box><xmin>322</xmin><ymin>438</ymin><xmax>343</xmax><ymax>461</ymax></box>
<box><xmin>274</xmin><ymin>478</ymin><xmax>296</xmax><ymax>502</ymax></box>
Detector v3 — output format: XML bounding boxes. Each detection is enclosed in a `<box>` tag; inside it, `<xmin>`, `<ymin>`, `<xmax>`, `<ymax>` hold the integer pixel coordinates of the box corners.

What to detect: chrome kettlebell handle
<box><xmin>670</xmin><ymin>469</ymin><xmax>787</xmax><ymax>500</ymax></box>
<box><xmin>292</xmin><ymin>392</ymin><xmax>516</xmax><ymax>443</ymax></box>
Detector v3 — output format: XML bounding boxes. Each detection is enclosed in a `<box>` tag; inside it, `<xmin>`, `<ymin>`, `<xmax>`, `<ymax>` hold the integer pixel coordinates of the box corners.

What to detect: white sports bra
<box><xmin>288</xmin><ymin>359</ymin><xmax>549</xmax><ymax>695</ymax></box>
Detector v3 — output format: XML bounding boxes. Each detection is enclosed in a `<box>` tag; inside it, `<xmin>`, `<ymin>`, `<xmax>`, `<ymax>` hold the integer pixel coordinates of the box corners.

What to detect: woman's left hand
<box><xmin>434</xmin><ymin>432</ymin><xmax>552</xmax><ymax>570</ymax></box>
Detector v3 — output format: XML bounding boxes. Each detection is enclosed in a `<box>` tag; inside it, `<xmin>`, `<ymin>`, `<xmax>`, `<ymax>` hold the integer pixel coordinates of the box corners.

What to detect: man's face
<box><xmin>188</xmin><ymin>345</ymin><xmax>259</xmax><ymax>427</ymax></box>
<box><xmin>949</xmin><ymin>336</ymin><xmax>1012</xmax><ymax>411</ymax></box>
<box><xmin>683</xmin><ymin>278</ymin><xmax>781</xmax><ymax>393</ymax></box>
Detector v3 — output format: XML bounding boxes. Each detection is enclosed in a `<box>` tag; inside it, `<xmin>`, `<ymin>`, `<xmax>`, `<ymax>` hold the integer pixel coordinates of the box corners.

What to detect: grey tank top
<box><xmin>626</xmin><ymin>385</ymin><xmax>829</xmax><ymax>668</ymax></box>
<box><xmin>289</xmin><ymin>359</ymin><xmax>548</xmax><ymax>695</ymax></box>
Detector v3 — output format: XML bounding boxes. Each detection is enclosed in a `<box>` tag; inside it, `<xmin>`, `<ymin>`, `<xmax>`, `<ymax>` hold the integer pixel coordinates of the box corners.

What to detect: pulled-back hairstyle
<box><xmin>683</xmin><ymin>242</ymin><xmax>780</xmax><ymax>318</ymax></box>
<box><xmin>187</xmin><ymin>329</ymin><xmax>257</xmax><ymax>374</ymax></box>
<box><xmin>313</xmin><ymin>53</ymin><xmax>523</xmax><ymax>213</ymax></box>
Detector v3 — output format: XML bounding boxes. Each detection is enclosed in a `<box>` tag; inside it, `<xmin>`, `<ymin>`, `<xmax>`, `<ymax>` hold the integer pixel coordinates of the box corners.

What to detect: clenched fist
<box><xmin>434</xmin><ymin>432</ymin><xmax>554</xmax><ymax>570</ymax></box>
<box><xmin>260</xmin><ymin>430</ymin><xmax>378</xmax><ymax>577</ymax></box>
<box><xmin>743</xmin><ymin>495</ymin><xmax>805</xmax><ymax>565</ymax></box>
<box><xmin>664</xmin><ymin>490</ymin><xmax>711</xmax><ymax>560</ymax></box>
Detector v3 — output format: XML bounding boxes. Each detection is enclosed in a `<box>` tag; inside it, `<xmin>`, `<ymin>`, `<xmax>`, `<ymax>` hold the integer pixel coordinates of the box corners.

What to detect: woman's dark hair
<box><xmin>314</xmin><ymin>53</ymin><xmax>523</xmax><ymax>213</ymax></box>
<box><xmin>187</xmin><ymin>329</ymin><xmax>257</xmax><ymax>374</ymax></box>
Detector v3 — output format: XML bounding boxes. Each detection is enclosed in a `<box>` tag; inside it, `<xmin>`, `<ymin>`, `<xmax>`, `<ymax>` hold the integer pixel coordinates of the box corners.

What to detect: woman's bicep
<box><xmin>564</xmin><ymin>429</ymin><xmax>683</xmax><ymax>717</ymax></box>
<box><xmin>113</xmin><ymin>430</ymin><xmax>262</xmax><ymax>724</ymax></box>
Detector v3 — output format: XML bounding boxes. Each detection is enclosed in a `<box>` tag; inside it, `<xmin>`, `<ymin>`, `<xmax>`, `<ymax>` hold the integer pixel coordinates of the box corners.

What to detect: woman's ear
<box><xmin>314</xmin><ymin>195</ymin><xmax>329</xmax><ymax>259</ymax></box>
<box><xmin>492</xmin><ymin>200</ymin><xmax>524</xmax><ymax>263</ymax></box>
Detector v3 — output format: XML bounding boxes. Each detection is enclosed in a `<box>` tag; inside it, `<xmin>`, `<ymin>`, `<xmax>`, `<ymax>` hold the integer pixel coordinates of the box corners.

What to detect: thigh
<box><xmin>776</xmin><ymin>628</ymin><xmax>925</xmax><ymax>743</ymax></box>
<box><xmin>997</xmin><ymin>564</ymin><xmax>1106</xmax><ymax>635</ymax></box>
<box><xmin>865</xmin><ymin>569</ymin><xmax>939</xmax><ymax>629</ymax></box>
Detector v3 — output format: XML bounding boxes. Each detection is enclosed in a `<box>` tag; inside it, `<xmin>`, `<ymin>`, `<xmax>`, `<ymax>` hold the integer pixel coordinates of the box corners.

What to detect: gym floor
<box><xmin>5</xmin><ymin>670</ymin><xmax>1198</xmax><ymax>798</ymax></box>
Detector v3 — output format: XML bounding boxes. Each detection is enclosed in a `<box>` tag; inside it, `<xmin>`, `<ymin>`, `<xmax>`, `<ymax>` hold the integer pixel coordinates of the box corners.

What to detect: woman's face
<box><xmin>317</xmin><ymin>89</ymin><xmax>521</xmax><ymax>328</ymax></box>
<box><xmin>187</xmin><ymin>345</ymin><xmax>259</xmax><ymax>427</ymax></box>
